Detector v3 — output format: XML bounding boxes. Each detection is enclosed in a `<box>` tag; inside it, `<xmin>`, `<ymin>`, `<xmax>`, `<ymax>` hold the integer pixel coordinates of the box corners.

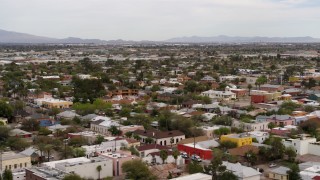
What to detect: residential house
<box><xmin>248</xmin><ymin>131</ymin><xmax>269</xmax><ymax>144</ymax></box>
<box><xmin>201</xmin><ymin>87</ymin><xmax>236</xmax><ymax>101</ymax></box>
<box><xmin>56</xmin><ymin>110</ymin><xmax>80</xmax><ymax>120</ymax></box>
<box><xmin>220</xmin><ymin>133</ymin><xmax>253</xmax><ymax>147</ymax></box>
<box><xmin>232</xmin><ymin>120</ymin><xmax>270</xmax><ymax>132</ymax></box>
<box><xmin>282</xmin><ymin>134</ymin><xmax>320</xmax><ymax>156</ymax></box>
<box><xmin>267</xmin><ymin>115</ymin><xmax>295</xmax><ymax>126</ymax></box>
<box><xmin>0</xmin><ymin>151</ymin><xmax>31</xmax><ymax>172</ymax></box>
<box><xmin>107</xmin><ymin>87</ymin><xmax>138</xmax><ymax>97</ymax></box>
<box><xmin>90</xmin><ymin>117</ymin><xmax>121</xmax><ymax>135</ymax></box>
<box><xmin>268</xmin><ymin>166</ymin><xmax>289</xmax><ymax>180</ymax></box>
<box><xmin>133</xmin><ymin>130</ymin><xmax>185</xmax><ymax>146</ymax></box>
<box><xmin>223</xmin><ymin>161</ymin><xmax>261</xmax><ymax>180</ymax></box>
<box><xmin>260</xmin><ymin>84</ymin><xmax>284</xmax><ymax>92</ymax></box>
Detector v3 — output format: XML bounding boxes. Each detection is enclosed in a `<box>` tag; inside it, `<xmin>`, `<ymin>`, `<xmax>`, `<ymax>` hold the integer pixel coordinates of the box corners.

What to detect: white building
<box><xmin>222</xmin><ymin>161</ymin><xmax>261</xmax><ymax>180</ymax></box>
<box><xmin>248</xmin><ymin>131</ymin><xmax>269</xmax><ymax>144</ymax></box>
<box><xmin>133</xmin><ymin>130</ymin><xmax>185</xmax><ymax>146</ymax></box>
<box><xmin>232</xmin><ymin>120</ymin><xmax>270</xmax><ymax>132</ymax></box>
<box><xmin>90</xmin><ymin>116</ymin><xmax>122</xmax><ymax>135</ymax></box>
<box><xmin>282</xmin><ymin>134</ymin><xmax>320</xmax><ymax>156</ymax></box>
<box><xmin>43</xmin><ymin>157</ymin><xmax>113</xmax><ymax>179</ymax></box>
<box><xmin>82</xmin><ymin>139</ymin><xmax>129</xmax><ymax>157</ymax></box>
<box><xmin>201</xmin><ymin>87</ymin><xmax>236</xmax><ymax>101</ymax></box>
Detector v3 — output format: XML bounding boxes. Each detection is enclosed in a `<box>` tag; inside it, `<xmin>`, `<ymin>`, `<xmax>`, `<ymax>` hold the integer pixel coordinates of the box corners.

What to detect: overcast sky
<box><xmin>0</xmin><ymin>0</ymin><xmax>320</xmax><ymax>41</ymax></box>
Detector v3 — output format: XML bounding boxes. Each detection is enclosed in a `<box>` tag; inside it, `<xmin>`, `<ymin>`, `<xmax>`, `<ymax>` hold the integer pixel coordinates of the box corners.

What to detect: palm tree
<box><xmin>96</xmin><ymin>165</ymin><xmax>102</xmax><ymax>180</ymax></box>
<box><xmin>170</xmin><ymin>137</ymin><xmax>174</xmax><ymax>147</ymax></box>
<box><xmin>247</xmin><ymin>84</ymin><xmax>252</xmax><ymax>96</ymax></box>
<box><xmin>44</xmin><ymin>144</ymin><xmax>53</xmax><ymax>162</ymax></box>
<box><xmin>35</xmin><ymin>143</ymin><xmax>46</xmax><ymax>162</ymax></box>
<box><xmin>172</xmin><ymin>149</ymin><xmax>180</xmax><ymax>165</ymax></box>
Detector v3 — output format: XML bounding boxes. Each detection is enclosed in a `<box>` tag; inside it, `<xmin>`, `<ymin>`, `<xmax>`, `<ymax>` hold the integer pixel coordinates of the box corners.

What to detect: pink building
<box><xmin>267</xmin><ymin>115</ymin><xmax>295</xmax><ymax>126</ymax></box>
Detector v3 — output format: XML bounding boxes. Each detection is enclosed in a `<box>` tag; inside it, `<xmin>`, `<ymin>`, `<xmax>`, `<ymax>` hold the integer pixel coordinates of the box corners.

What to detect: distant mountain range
<box><xmin>1</xmin><ymin>29</ymin><xmax>320</xmax><ymax>44</ymax></box>
<box><xmin>165</xmin><ymin>35</ymin><xmax>320</xmax><ymax>43</ymax></box>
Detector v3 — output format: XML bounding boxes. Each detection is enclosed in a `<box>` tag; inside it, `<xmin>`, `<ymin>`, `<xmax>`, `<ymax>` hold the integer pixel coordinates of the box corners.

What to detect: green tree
<box><xmin>145</xmin><ymin>137</ymin><xmax>154</xmax><ymax>144</ymax></box>
<box><xmin>287</xmin><ymin>164</ymin><xmax>302</xmax><ymax>180</ymax></box>
<box><xmin>187</xmin><ymin>161</ymin><xmax>203</xmax><ymax>174</ymax></box>
<box><xmin>2</xmin><ymin>169</ymin><xmax>13</xmax><ymax>180</ymax></box>
<box><xmin>159</xmin><ymin>150</ymin><xmax>168</xmax><ymax>164</ymax></box>
<box><xmin>44</xmin><ymin>144</ymin><xmax>54</xmax><ymax>162</ymax></box>
<box><xmin>21</xmin><ymin>119</ymin><xmax>40</xmax><ymax>131</ymax></box>
<box><xmin>122</xmin><ymin>159</ymin><xmax>157</xmax><ymax>180</ymax></box>
<box><xmin>285</xmin><ymin>147</ymin><xmax>297</xmax><ymax>162</ymax></box>
<box><xmin>63</xmin><ymin>174</ymin><xmax>83</xmax><ymax>180</ymax></box>
<box><xmin>247</xmin><ymin>84</ymin><xmax>252</xmax><ymax>96</ymax></box>
<box><xmin>268</xmin><ymin>122</ymin><xmax>276</xmax><ymax>129</ymax></box>
<box><xmin>245</xmin><ymin>150</ymin><xmax>257</xmax><ymax>166</ymax></box>
<box><xmin>255</xmin><ymin>75</ymin><xmax>267</xmax><ymax>89</ymax></box>
<box><xmin>172</xmin><ymin>149</ymin><xmax>180</xmax><ymax>164</ymax></box>
<box><xmin>96</xmin><ymin>165</ymin><xmax>102</xmax><ymax>180</ymax></box>
<box><xmin>213</xmin><ymin>127</ymin><xmax>231</xmax><ymax>138</ymax></box>
<box><xmin>219</xmin><ymin>171</ymin><xmax>238</xmax><ymax>180</ymax></box>
<box><xmin>73</xmin><ymin>147</ymin><xmax>86</xmax><ymax>157</ymax></box>
<box><xmin>119</xmin><ymin>107</ymin><xmax>131</xmax><ymax>117</ymax></box>
<box><xmin>108</xmin><ymin>126</ymin><xmax>121</xmax><ymax>136</ymax></box>
<box><xmin>184</xmin><ymin>80</ymin><xmax>198</xmax><ymax>93</ymax></box>
<box><xmin>0</xmin><ymin>101</ymin><xmax>13</xmax><ymax>119</ymax></box>
<box><xmin>38</xmin><ymin>127</ymin><xmax>52</xmax><ymax>136</ymax></box>
<box><xmin>95</xmin><ymin>135</ymin><xmax>105</xmax><ymax>144</ymax></box>
<box><xmin>220</xmin><ymin>141</ymin><xmax>237</xmax><ymax>150</ymax></box>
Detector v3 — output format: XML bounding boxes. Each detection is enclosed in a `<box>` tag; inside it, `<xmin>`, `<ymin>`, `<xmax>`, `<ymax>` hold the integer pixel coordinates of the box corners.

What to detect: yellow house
<box><xmin>0</xmin><ymin>152</ymin><xmax>31</xmax><ymax>172</ymax></box>
<box><xmin>42</xmin><ymin>99</ymin><xmax>73</xmax><ymax>109</ymax></box>
<box><xmin>220</xmin><ymin>134</ymin><xmax>252</xmax><ymax>147</ymax></box>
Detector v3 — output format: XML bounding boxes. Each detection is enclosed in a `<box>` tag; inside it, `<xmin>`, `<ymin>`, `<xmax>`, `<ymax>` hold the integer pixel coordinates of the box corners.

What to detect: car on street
<box><xmin>191</xmin><ymin>154</ymin><xmax>202</xmax><ymax>162</ymax></box>
<box><xmin>180</xmin><ymin>152</ymin><xmax>188</xmax><ymax>158</ymax></box>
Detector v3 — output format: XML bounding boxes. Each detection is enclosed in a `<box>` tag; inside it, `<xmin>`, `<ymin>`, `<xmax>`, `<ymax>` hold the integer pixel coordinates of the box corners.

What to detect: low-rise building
<box><xmin>268</xmin><ymin>166</ymin><xmax>289</xmax><ymax>180</ymax></box>
<box><xmin>232</xmin><ymin>120</ymin><xmax>270</xmax><ymax>132</ymax></box>
<box><xmin>34</xmin><ymin>98</ymin><xmax>73</xmax><ymax>109</ymax></box>
<box><xmin>0</xmin><ymin>151</ymin><xmax>31</xmax><ymax>172</ymax></box>
<box><xmin>223</xmin><ymin>161</ymin><xmax>261</xmax><ymax>180</ymax></box>
<box><xmin>26</xmin><ymin>166</ymin><xmax>67</xmax><ymax>180</ymax></box>
<box><xmin>220</xmin><ymin>133</ymin><xmax>252</xmax><ymax>147</ymax></box>
<box><xmin>282</xmin><ymin>134</ymin><xmax>320</xmax><ymax>156</ymax></box>
<box><xmin>177</xmin><ymin>139</ymin><xmax>219</xmax><ymax>160</ymax></box>
<box><xmin>100</xmin><ymin>151</ymin><xmax>138</xmax><ymax>177</ymax></box>
<box><xmin>43</xmin><ymin>157</ymin><xmax>113</xmax><ymax>179</ymax></box>
<box><xmin>267</xmin><ymin>115</ymin><xmax>295</xmax><ymax>126</ymax></box>
<box><xmin>133</xmin><ymin>130</ymin><xmax>185</xmax><ymax>146</ymax></box>
<box><xmin>201</xmin><ymin>87</ymin><xmax>236</xmax><ymax>101</ymax></box>
<box><xmin>248</xmin><ymin>131</ymin><xmax>269</xmax><ymax>144</ymax></box>
<box><xmin>90</xmin><ymin>117</ymin><xmax>121</xmax><ymax>135</ymax></box>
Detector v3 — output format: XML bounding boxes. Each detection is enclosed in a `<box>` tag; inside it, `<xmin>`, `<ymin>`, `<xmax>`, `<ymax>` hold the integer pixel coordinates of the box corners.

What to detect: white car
<box><xmin>180</xmin><ymin>152</ymin><xmax>188</xmax><ymax>158</ymax></box>
<box><xmin>191</xmin><ymin>155</ymin><xmax>202</xmax><ymax>162</ymax></box>
<box><xmin>269</xmin><ymin>163</ymin><xmax>277</xmax><ymax>168</ymax></box>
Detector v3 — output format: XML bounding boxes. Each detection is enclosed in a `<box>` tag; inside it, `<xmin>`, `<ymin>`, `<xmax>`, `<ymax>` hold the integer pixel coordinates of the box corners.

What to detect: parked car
<box><xmin>191</xmin><ymin>154</ymin><xmax>202</xmax><ymax>162</ymax></box>
<box><xmin>180</xmin><ymin>152</ymin><xmax>188</xmax><ymax>158</ymax></box>
<box><xmin>269</xmin><ymin>163</ymin><xmax>277</xmax><ymax>168</ymax></box>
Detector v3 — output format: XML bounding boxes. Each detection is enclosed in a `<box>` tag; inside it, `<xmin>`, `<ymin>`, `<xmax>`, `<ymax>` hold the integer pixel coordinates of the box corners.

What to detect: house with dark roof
<box><xmin>133</xmin><ymin>130</ymin><xmax>185</xmax><ymax>146</ymax></box>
